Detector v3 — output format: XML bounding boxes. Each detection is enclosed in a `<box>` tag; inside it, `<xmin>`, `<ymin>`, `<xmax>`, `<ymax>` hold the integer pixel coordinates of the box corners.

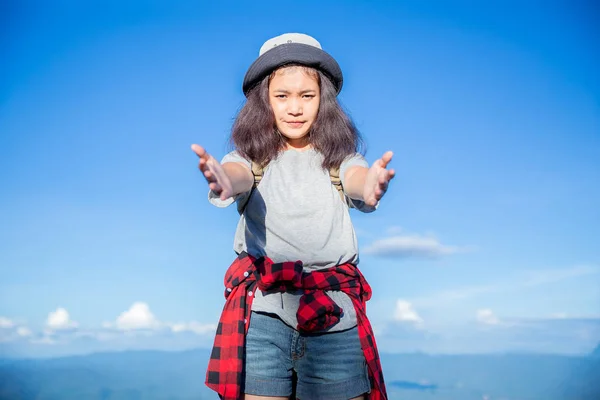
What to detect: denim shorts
<box><xmin>244</xmin><ymin>311</ymin><xmax>370</xmax><ymax>399</ymax></box>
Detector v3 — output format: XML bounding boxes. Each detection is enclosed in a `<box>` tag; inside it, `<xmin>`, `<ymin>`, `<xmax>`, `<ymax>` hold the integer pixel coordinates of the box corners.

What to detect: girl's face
<box><xmin>268</xmin><ymin>66</ymin><xmax>320</xmax><ymax>150</ymax></box>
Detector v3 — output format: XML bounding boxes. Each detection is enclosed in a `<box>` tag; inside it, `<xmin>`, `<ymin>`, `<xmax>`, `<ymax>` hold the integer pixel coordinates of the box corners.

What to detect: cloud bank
<box><xmin>362</xmin><ymin>228</ymin><xmax>470</xmax><ymax>258</ymax></box>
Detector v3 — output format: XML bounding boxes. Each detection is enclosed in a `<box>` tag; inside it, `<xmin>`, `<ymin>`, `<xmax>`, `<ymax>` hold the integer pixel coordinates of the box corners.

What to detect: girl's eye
<box><xmin>276</xmin><ymin>95</ymin><xmax>287</xmax><ymax>99</ymax></box>
<box><xmin>303</xmin><ymin>95</ymin><xmax>315</xmax><ymax>99</ymax></box>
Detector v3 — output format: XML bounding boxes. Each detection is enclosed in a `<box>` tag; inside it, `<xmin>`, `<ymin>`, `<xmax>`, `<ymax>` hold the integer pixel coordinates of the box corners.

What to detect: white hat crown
<box><xmin>259</xmin><ymin>33</ymin><xmax>322</xmax><ymax>56</ymax></box>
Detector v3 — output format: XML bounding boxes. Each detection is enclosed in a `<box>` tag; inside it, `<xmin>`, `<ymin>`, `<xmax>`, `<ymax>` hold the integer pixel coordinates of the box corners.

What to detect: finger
<box><xmin>199</xmin><ymin>157</ymin><xmax>215</xmax><ymax>173</ymax></box>
<box><xmin>209</xmin><ymin>182</ymin><xmax>222</xmax><ymax>193</ymax></box>
<box><xmin>204</xmin><ymin>170</ymin><xmax>217</xmax><ymax>182</ymax></box>
<box><xmin>220</xmin><ymin>190</ymin><xmax>232</xmax><ymax>201</ymax></box>
<box><xmin>191</xmin><ymin>144</ymin><xmax>211</xmax><ymax>161</ymax></box>
<box><xmin>378</xmin><ymin>168</ymin><xmax>393</xmax><ymax>185</ymax></box>
<box><xmin>198</xmin><ymin>157</ymin><xmax>207</xmax><ymax>171</ymax></box>
<box><xmin>191</xmin><ymin>144</ymin><xmax>205</xmax><ymax>156</ymax></box>
<box><xmin>378</xmin><ymin>180</ymin><xmax>389</xmax><ymax>192</ymax></box>
<box><xmin>379</xmin><ymin>169</ymin><xmax>395</xmax><ymax>185</ymax></box>
<box><xmin>377</xmin><ymin>176</ymin><xmax>388</xmax><ymax>189</ymax></box>
<box><xmin>379</xmin><ymin>151</ymin><xmax>394</xmax><ymax>168</ymax></box>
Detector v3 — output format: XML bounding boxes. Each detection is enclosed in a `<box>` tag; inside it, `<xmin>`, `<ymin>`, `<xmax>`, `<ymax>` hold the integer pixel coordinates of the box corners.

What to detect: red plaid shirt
<box><xmin>205</xmin><ymin>252</ymin><xmax>387</xmax><ymax>400</ymax></box>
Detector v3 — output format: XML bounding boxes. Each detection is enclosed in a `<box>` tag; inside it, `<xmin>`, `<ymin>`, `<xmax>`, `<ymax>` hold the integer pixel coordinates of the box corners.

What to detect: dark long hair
<box><xmin>229</xmin><ymin>66</ymin><xmax>365</xmax><ymax>169</ymax></box>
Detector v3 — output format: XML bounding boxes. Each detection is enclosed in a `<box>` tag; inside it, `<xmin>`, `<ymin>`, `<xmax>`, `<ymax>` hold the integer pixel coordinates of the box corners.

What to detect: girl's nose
<box><xmin>287</xmin><ymin>98</ymin><xmax>302</xmax><ymax>115</ymax></box>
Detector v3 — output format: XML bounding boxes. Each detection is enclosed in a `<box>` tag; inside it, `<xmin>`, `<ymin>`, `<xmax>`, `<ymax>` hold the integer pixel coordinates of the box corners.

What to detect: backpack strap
<box><xmin>238</xmin><ymin>162</ymin><xmax>353</xmax><ymax>214</ymax></box>
<box><xmin>251</xmin><ymin>161</ymin><xmax>264</xmax><ymax>187</ymax></box>
<box><xmin>236</xmin><ymin>162</ymin><xmax>265</xmax><ymax>214</ymax></box>
<box><xmin>329</xmin><ymin>166</ymin><xmax>353</xmax><ymax>207</ymax></box>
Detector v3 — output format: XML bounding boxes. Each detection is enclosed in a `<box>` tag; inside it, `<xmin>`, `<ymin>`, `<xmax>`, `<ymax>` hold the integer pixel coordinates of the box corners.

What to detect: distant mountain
<box><xmin>0</xmin><ymin>349</ymin><xmax>598</xmax><ymax>400</ymax></box>
<box><xmin>561</xmin><ymin>343</ymin><xmax>600</xmax><ymax>400</ymax></box>
<box><xmin>0</xmin><ymin>349</ymin><xmax>215</xmax><ymax>400</ymax></box>
<box><xmin>380</xmin><ymin>352</ymin><xmax>595</xmax><ymax>400</ymax></box>
<box><xmin>591</xmin><ymin>343</ymin><xmax>600</xmax><ymax>358</ymax></box>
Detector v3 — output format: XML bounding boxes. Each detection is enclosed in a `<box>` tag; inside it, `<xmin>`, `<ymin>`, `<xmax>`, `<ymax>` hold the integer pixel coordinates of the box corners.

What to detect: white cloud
<box><xmin>477</xmin><ymin>309</ymin><xmax>500</xmax><ymax>325</ymax></box>
<box><xmin>95</xmin><ymin>331</ymin><xmax>118</xmax><ymax>341</ymax></box>
<box><xmin>549</xmin><ymin>312</ymin><xmax>600</xmax><ymax>320</ymax></box>
<box><xmin>0</xmin><ymin>317</ymin><xmax>15</xmax><ymax>329</ymax></box>
<box><xmin>30</xmin><ymin>336</ymin><xmax>56</xmax><ymax>345</ymax></box>
<box><xmin>0</xmin><ymin>318</ymin><xmax>32</xmax><ymax>343</ymax></box>
<box><xmin>116</xmin><ymin>302</ymin><xmax>160</xmax><ymax>331</ymax></box>
<box><xmin>17</xmin><ymin>327</ymin><xmax>32</xmax><ymax>337</ymax></box>
<box><xmin>394</xmin><ymin>300</ymin><xmax>423</xmax><ymax>325</ymax></box>
<box><xmin>362</xmin><ymin>234</ymin><xmax>468</xmax><ymax>258</ymax></box>
<box><xmin>376</xmin><ymin>316</ymin><xmax>600</xmax><ymax>355</ymax></box>
<box><xmin>46</xmin><ymin>308</ymin><xmax>78</xmax><ymax>330</ymax></box>
<box><xmin>171</xmin><ymin>324</ymin><xmax>187</xmax><ymax>332</ymax></box>
<box><xmin>412</xmin><ymin>284</ymin><xmax>498</xmax><ymax>307</ymax></box>
<box><xmin>29</xmin><ymin>302</ymin><xmax>219</xmax><ymax>343</ymax></box>
<box><xmin>170</xmin><ymin>321</ymin><xmax>217</xmax><ymax>335</ymax></box>
<box><xmin>521</xmin><ymin>265</ymin><xmax>599</xmax><ymax>286</ymax></box>
<box><xmin>411</xmin><ymin>264</ymin><xmax>600</xmax><ymax>308</ymax></box>
<box><xmin>72</xmin><ymin>328</ymin><xmax>122</xmax><ymax>342</ymax></box>
<box><xmin>2</xmin><ymin>305</ymin><xmax>219</xmax><ymax>348</ymax></box>
<box><xmin>111</xmin><ymin>303</ymin><xmax>218</xmax><ymax>336</ymax></box>
<box><xmin>385</xmin><ymin>226</ymin><xmax>404</xmax><ymax>235</ymax></box>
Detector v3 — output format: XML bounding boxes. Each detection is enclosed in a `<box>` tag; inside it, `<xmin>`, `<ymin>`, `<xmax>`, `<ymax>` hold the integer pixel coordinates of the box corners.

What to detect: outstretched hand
<box><xmin>191</xmin><ymin>144</ymin><xmax>234</xmax><ymax>201</ymax></box>
<box><xmin>363</xmin><ymin>151</ymin><xmax>395</xmax><ymax>207</ymax></box>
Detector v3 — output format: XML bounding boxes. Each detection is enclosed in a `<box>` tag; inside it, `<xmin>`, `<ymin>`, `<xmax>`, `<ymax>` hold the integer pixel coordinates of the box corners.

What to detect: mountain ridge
<box><xmin>1</xmin><ymin>347</ymin><xmax>598</xmax><ymax>399</ymax></box>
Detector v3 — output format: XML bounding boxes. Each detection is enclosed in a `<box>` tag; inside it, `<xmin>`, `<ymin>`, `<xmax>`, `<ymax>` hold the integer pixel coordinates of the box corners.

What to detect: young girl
<box><xmin>192</xmin><ymin>33</ymin><xmax>394</xmax><ymax>400</ymax></box>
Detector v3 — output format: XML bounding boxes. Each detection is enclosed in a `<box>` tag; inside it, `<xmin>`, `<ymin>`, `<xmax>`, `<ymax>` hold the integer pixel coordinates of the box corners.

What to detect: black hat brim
<box><xmin>242</xmin><ymin>43</ymin><xmax>343</xmax><ymax>96</ymax></box>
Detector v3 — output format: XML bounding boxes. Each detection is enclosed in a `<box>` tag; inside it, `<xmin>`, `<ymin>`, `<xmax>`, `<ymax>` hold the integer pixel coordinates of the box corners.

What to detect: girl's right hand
<box><xmin>191</xmin><ymin>144</ymin><xmax>234</xmax><ymax>200</ymax></box>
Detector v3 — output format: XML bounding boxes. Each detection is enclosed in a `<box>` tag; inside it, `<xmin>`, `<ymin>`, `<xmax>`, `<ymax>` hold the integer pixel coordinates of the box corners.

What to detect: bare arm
<box><xmin>191</xmin><ymin>144</ymin><xmax>254</xmax><ymax>201</ymax></box>
<box><xmin>343</xmin><ymin>151</ymin><xmax>395</xmax><ymax>207</ymax></box>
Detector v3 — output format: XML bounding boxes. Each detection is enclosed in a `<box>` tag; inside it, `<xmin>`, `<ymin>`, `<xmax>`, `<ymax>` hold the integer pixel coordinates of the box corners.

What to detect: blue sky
<box><xmin>1</xmin><ymin>0</ymin><xmax>599</xmax><ymax>358</ymax></box>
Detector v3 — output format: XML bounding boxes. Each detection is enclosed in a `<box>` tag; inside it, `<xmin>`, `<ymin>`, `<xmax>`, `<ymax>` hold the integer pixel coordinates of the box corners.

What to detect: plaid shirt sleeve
<box><xmin>205</xmin><ymin>252</ymin><xmax>256</xmax><ymax>400</ymax></box>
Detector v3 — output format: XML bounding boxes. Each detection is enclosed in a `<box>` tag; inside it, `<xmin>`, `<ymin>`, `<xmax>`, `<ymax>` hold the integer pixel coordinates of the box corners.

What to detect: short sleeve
<box><xmin>339</xmin><ymin>153</ymin><xmax>378</xmax><ymax>213</ymax></box>
<box><xmin>207</xmin><ymin>151</ymin><xmax>252</xmax><ymax>208</ymax></box>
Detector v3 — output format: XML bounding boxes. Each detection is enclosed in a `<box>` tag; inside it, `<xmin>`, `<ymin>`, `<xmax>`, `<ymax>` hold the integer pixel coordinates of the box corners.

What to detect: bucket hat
<box><xmin>242</xmin><ymin>33</ymin><xmax>343</xmax><ymax>96</ymax></box>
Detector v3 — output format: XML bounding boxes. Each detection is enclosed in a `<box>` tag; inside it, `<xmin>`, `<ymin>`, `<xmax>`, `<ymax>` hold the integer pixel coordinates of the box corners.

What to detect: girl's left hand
<box><xmin>363</xmin><ymin>151</ymin><xmax>395</xmax><ymax>207</ymax></box>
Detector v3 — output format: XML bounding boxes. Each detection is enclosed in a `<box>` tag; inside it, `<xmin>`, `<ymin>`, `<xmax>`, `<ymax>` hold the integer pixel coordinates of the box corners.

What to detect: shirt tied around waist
<box><xmin>206</xmin><ymin>252</ymin><xmax>387</xmax><ymax>400</ymax></box>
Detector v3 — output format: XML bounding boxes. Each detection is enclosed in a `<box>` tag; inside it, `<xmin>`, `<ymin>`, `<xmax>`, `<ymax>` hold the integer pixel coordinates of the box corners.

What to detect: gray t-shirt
<box><xmin>209</xmin><ymin>148</ymin><xmax>375</xmax><ymax>331</ymax></box>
